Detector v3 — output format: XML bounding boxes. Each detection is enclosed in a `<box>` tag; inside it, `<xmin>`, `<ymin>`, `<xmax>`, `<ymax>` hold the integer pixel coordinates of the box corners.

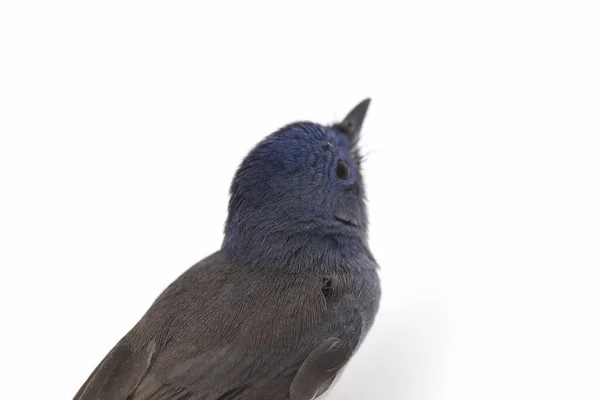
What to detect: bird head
<box><xmin>223</xmin><ymin>99</ymin><xmax>372</xmax><ymax>266</ymax></box>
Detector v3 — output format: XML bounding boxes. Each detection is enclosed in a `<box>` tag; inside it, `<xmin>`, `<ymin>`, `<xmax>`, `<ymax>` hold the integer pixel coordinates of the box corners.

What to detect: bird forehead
<box><xmin>253</xmin><ymin>123</ymin><xmax>352</xmax><ymax>168</ymax></box>
<box><xmin>281</xmin><ymin>124</ymin><xmax>350</xmax><ymax>150</ymax></box>
<box><xmin>267</xmin><ymin>125</ymin><xmax>325</xmax><ymax>152</ymax></box>
<box><xmin>284</xmin><ymin>123</ymin><xmax>327</xmax><ymax>141</ymax></box>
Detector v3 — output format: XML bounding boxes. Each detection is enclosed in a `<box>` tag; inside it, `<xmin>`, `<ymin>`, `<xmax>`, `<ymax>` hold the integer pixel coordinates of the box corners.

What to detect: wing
<box><xmin>129</xmin><ymin>338</ymin><xmax>355</xmax><ymax>400</ymax></box>
<box><xmin>74</xmin><ymin>338</ymin><xmax>156</xmax><ymax>400</ymax></box>
<box><xmin>289</xmin><ymin>338</ymin><xmax>352</xmax><ymax>400</ymax></box>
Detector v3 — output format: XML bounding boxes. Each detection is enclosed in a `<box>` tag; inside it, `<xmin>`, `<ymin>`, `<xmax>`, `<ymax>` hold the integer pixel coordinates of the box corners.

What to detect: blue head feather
<box><xmin>222</xmin><ymin>100</ymin><xmax>373</xmax><ymax>270</ymax></box>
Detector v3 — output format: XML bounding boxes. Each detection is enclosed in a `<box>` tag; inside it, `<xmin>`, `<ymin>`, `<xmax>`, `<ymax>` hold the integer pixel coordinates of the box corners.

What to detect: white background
<box><xmin>1</xmin><ymin>1</ymin><xmax>599</xmax><ymax>399</ymax></box>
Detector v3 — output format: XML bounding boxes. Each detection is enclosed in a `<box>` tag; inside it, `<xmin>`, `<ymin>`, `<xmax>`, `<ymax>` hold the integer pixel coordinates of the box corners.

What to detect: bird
<box><xmin>74</xmin><ymin>99</ymin><xmax>381</xmax><ymax>400</ymax></box>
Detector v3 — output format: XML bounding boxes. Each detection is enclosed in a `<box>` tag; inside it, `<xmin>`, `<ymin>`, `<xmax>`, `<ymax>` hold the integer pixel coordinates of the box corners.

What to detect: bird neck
<box><xmin>221</xmin><ymin>214</ymin><xmax>370</xmax><ymax>271</ymax></box>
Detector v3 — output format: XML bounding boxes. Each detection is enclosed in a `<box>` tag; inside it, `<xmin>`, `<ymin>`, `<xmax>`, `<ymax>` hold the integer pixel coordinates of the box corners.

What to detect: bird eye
<box><xmin>335</xmin><ymin>159</ymin><xmax>351</xmax><ymax>181</ymax></box>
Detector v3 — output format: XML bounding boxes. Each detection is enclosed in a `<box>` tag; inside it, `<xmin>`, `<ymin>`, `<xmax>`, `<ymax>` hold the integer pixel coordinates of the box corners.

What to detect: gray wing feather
<box><xmin>289</xmin><ymin>338</ymin><xmax>352</xmax><ymax>400</ymax></box>
<box><xmin>74</xmin><ymin>339</ymin><xmax>156</xmax><ymax>400</ymax></box>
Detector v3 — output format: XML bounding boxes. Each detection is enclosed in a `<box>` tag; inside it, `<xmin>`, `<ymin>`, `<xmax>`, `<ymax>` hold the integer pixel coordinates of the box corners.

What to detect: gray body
<box><xmin>75</xmin><ymin>252</ymin><xmax>379</xmax><ymax>400</ymax></box>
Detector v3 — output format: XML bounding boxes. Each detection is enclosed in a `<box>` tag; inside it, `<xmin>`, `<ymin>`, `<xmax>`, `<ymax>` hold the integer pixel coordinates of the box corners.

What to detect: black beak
<box><xmin>332</xmin><ymin>98</ymin><xmax>371</xmax><ymax>143</ymax></box>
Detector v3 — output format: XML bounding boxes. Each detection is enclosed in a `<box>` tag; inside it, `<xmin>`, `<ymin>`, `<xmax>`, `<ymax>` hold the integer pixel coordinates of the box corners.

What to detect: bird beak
<box><xmin>334</xmin><ymin>98</ymin><xmax>371</xmax><ymax>143</ymax></box>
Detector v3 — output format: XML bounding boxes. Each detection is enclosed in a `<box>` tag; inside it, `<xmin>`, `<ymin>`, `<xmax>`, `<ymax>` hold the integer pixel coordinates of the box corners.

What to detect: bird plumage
<box><xmin>75</xmin><ymin>99</ymin><xmax>380</xmax><ymax>400</ymax></box>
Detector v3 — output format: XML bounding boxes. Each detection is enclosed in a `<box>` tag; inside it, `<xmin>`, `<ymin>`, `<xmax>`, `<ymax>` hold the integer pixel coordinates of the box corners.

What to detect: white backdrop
<box><xmin>1</xmin><ymin>1</ymin><xmax>599</xmax><ymax>399</ymax></box>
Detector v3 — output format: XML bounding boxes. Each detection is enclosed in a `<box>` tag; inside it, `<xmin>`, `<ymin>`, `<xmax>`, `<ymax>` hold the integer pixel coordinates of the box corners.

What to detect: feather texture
<box><xmin>74</xmin><ymin>100</ymin><xmax>380</xmax><ymax>400</ymax></box>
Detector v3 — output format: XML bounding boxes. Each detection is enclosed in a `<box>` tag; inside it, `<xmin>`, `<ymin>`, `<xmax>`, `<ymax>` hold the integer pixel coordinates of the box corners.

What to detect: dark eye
<box><xmin>335</xmin><ymin>159</ymin><xmax>351</xmax><ymax>181</ymax></box>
